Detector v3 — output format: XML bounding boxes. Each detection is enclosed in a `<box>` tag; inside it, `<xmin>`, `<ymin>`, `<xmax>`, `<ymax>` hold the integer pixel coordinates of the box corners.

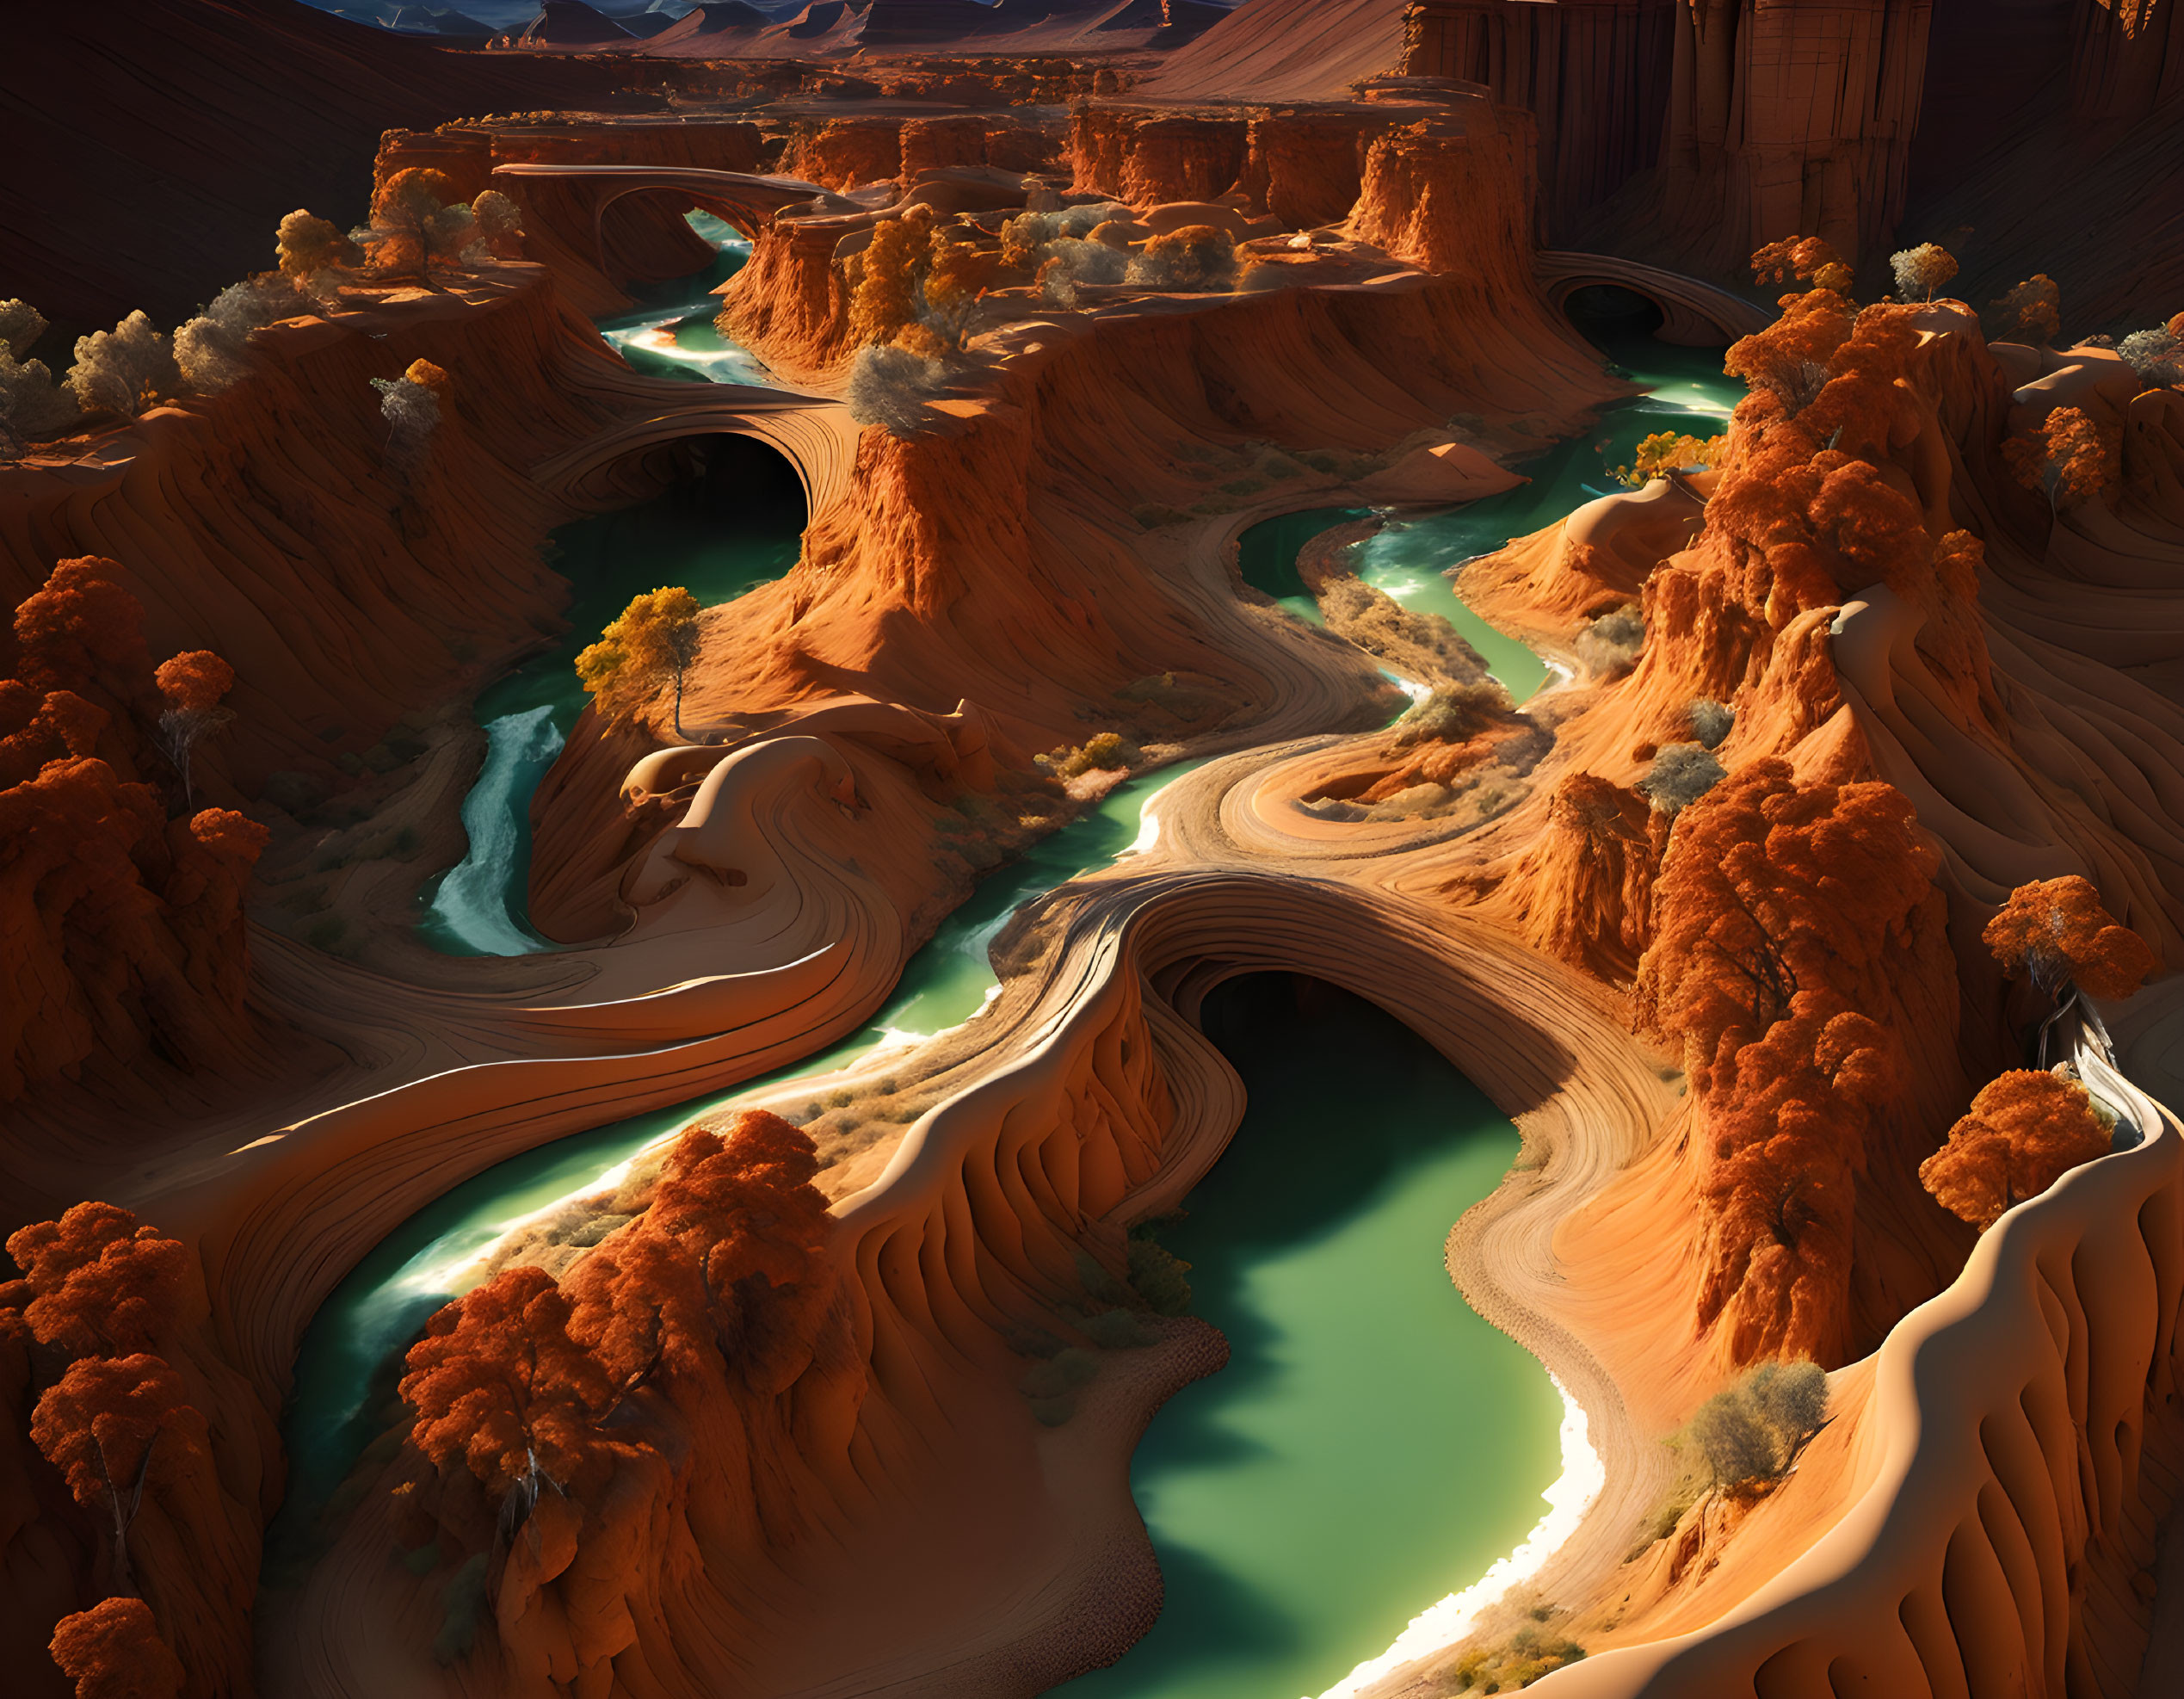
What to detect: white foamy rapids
<box><xmin>1124</xmin><ymin>783</ymin><xmax>1182</xmax><ymax>857</ymax></box>
<box><xmin>1311</xmin><ymin>1375</ymin><xmax>1607</xmax><ymax>1699</ymax></box>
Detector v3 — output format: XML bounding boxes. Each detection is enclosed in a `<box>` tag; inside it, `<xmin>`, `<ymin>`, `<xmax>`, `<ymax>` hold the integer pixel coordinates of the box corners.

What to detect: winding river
<box><xmin>421</xmin><ymin>217</ymin><xmax>800</xmax><ymax>956</ymax></box>
<box><xmin>1238</xmin><ymin>324</ymin><xmax>1744</xmax><ymax>712</ymax></box>
<box><xmin>277</xmin><ymin>260</ymin><xmax>1738</xmax><ymax>1690</ymax></box>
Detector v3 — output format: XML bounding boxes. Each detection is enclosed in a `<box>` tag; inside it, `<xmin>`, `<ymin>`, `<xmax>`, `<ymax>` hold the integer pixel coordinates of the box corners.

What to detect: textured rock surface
<box><xmin>1403</xmin><ymin>0</ymin><xmax>1934</xmax><ymax>272</ymax></box>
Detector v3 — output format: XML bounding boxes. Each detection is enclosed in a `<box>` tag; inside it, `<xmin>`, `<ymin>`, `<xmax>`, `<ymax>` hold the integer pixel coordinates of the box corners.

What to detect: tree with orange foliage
<box><xmin>2003</xmin><ymin>405</ymin><xmax>2119</xmax><ymax>514</ymax></box>
<box><xmin>575</xmin><ymin>586</ymin><xmax>703</xmax><ymax>734</ymax></box>
<box><xmin>49</xmin><ymin>1597</ymin><xmax>184</xmax><ymax>1699</ymax></box>
<box><xmin>1693</xmin><ymin>990</ymin><xmax>1899</xmax><ymax>1360</ymax></box>
<box><xmin>0</xmin><ymin>684</ymin><xmax>108</xmax><ymax>788</ymax></box>
<box><xmin>0</xmin><ymin>557</ymin><xmax>270</xmax><ymax>1103</ymax></box>
<box><xmin>1983</xmin><ymin>874</ymin><xmax>2156</xmax><ymax>1061</ymax></box>
<box><xmin>848</xmin><ymin>206</ymin><xmax>939</xmax><ymax>349</ymax></box>
<box><xmin>399</xmin><ymin>1264</ymin><xmax>615</xmax><ymax>1506</ymax></box>
<box><xmin>1919</xmin><ymin>1069</ymin><xmax>2114</xmax><ymax>1229</ymax></box>
<box><xmin>275</xmin><ymin>210</ymin><xmax>361</xmax><ymax>289</ymax></box>
<box><xmin>12</xmin><ymin>557</ymin><xmax>154</xmax><ymax>712</ymax></box>
<box><xmin>1607</xmin><ymin>429</ymin><xmax>1724</xmax><ymax>489</ymax></box>
<box><xmin>2</xmin><ymin>1203</ymin><xmax>190</xmax><ymax>1361</ymax></box>
<box><xmin>1749</xmin><ymin>235</ymin><xmax>1851</xmax><ymax>295</ymax></box>
<box><xmin>1987</xmin><ymin>275</ymin><xmax>2061</xmax><ymax>345</ymax></box>
<box><xmin>906</xmin><ymin>237</ymin><xmax>1002</xmax><ymax>356</ymax></box>
<box><xmin>150</xmin><ymin>652</ymin><xmax>233</xmax><ymax>804</ymax></box>
<box><xmin>1799</xmin><ymin>300</ymin><xmax>1924</xmax><ymax>460</ymax></box>
<box><xmin>1806</xmin><ymin>457</ymin><xmax>1931</xmax><ymax>593</ymax></box>
<box><xmin>1638</xmin><ymin>759</ymin><xmax>1939</xmax><ymax>1083</ymax></box>
<box><xmin>569</xmin><ymin>1111</ymin><xmax>833</xmax><ymax>1393</ymax></box>
<box><xmin>30</xmin><ymin>1353</ymin><xmax>201</xmax><ymax>1598</ymax></box>
<box><xmin>355</xmin><ymin>168</ymin><xmax>478</xmax><ymax>283</ymax></box>
<box><xmin>564</xmin><ymin>1228</ymin><xmax>710</xmax><ymax>1394</ymax></box>
<box><xmin>1638</xmin><ymin>760</ymin><xmax>1941</xmax><ymax>1360</ymax></box>
<box><xmin>162</xmin><ymin>808</ymin><xmax>272</xmax><ymax>1012</ymax></box>
<box><xmin>1724</xmin><ymin>287</ymin><xmax>1853</xmax><ymax>411</ymax></box>
<box><xmin>0</xmin><ymin>752</ymin><xmax>270</xmax><ymax>1098</ymax></box>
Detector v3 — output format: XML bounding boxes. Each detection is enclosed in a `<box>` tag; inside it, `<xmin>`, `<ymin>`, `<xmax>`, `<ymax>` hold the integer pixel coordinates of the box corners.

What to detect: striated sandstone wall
<box><xmin>1068</xmin><ymin>108</ymin><xmax>1253</xmax><ymax>206</ymax></box>
<box><xmin>1532</xmin><ymin>1041</ymin><xmax>2184</xmax><ymax>1696</ymax></box>
<box><xmin>1347</xmin><ymin>99</ymin><xmax>1540</xmax><ymax>281</ymax></box>
<box><xmin>0</xmin><ymin>277</ymin><xmax>655</xmax><ymax>798</ymax></box>
<box><xmin>1404</xmin><ymin>0</ymin><xmax>1934</xmax><ymax>273</ymax></box>
<box><xmin>1067</xmin><ymin>97</ymin><xmax>1503</xmax><ymax>235</ymax></box>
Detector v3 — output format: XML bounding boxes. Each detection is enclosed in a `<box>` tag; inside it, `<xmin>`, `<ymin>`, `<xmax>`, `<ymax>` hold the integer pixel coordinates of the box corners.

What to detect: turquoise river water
<box><xmin>1055</xmin><ymin>975</ymin><xmax>1563</xmax><ymax>1699</ymax></box>
<box><xmin>276</xmin><ymin>258</ymin><xmax>1741</xmax><ymax>1691</ymax></box>
<box><xmin>1237</xmin><ymin>327</ymin><xmax>1745</xmax><ymax>710</ymax></box>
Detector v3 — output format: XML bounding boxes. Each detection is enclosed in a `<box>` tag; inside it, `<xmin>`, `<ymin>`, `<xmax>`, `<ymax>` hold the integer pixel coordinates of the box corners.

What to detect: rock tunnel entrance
<box><xmin>660</xmin><ymin>431</ymin><xmax>808</xmax><ymax>535</ymax></box>
<box><xmin>595</xmin><ymin>429</ymin><xmax>811</xmax><ymax>535</ymax></box>
<box><xmin>597</xmin><ymin>190</ymin><xmax>760</xmax><ymax>289</ymax></box>
<box><xmin>1561</xmin><ymin>281</ymin><xmax>1668</xmax><ymax>347</ymax></box>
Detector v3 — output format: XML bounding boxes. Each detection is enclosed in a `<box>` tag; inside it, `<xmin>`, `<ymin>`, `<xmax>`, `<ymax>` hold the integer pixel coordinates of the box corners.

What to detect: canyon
<box><xmin>5</xmin><ymin>3</ymin><xmax>2184</xmax><ymax>1698</ymax></box>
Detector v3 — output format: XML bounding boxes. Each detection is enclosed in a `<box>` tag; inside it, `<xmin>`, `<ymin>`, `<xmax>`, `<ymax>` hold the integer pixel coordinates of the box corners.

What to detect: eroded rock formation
<box><xmin>9</xmin><ymin>7</ymin><xmax>2184</xmax><ymax>1698</ymax></box>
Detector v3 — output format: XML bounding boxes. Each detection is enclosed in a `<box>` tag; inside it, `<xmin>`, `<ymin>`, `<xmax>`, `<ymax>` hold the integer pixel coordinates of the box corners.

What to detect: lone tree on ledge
<box><xmin>1920</xmin><ymin>1070</ymin><xmax>2115</xmax><ymax>1230</ymax></box>
<box><xmin>1687</xmin><ymin>1359</ymin><xmax>1830</xmax><ymax>1490</ymax></box>
<box><xmin>1983</xmin><ymin>874</ymin><xmax>2156</xmax><ymax>1061</ymax></box>
<box><xmin>354</xmin><ymin>168</ymin><xmax>476</xmax><ymax>286</ymax></box>
<box><xmin>577</xmin><ymin>588</ymin><xmax>704</xmax><ymax>738</ymax></box>
<box><xmin>1889</xmin><ymin>243</ymin><xmax>1958</xmax><ymax>302</ymax></box>
<box><xmin>2003</xmin><ymin>405</ymin><xmax>2119</xmax><ymax>516</ymax></box>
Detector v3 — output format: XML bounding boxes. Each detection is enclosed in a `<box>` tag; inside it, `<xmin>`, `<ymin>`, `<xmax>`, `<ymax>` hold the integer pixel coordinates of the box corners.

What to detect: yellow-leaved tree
<box><xmin>576</xmin><ymin>587</ymin><xmax>703</xmax><ymax>738</ymax></box>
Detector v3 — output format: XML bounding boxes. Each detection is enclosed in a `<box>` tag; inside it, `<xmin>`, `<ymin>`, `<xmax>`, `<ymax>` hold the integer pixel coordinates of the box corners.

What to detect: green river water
<box><xmin>275</xmin><ymin>266</ymin><xmax>1738</xmax><ymax>1690</ymax></box>
<box><xmin>418</xmin><ymin>219</ymin><xmax>803</xmax><ymax>956</ymax></box>
<box><xmin>1237</xmin><ymin>324</ymin><xmax>1745</xmax><ymax>711</ymax></box>
<box><xmin>1056</xmin><ymin>976</ymin><xmax>1562</xmax><ymax>1699</ymax></box>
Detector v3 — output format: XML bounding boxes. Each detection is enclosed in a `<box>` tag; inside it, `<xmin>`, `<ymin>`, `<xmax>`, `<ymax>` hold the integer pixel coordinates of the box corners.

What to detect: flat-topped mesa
<box><xmin>527</xmin><ymin>114</ymin><xmax>1623</xmax><ymax>942</ymax></box>
<box><xmin>714</xmin><ymin>89</ymin><xmax>1542</xmax><ymax>382</ymax></box>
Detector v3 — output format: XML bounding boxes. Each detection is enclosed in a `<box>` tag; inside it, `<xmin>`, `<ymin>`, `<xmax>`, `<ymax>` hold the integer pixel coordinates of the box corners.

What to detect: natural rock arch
<box><xmin>490</xmin><ymin>163</ymin><xmax>849</xmax><ymax>289</ymax></box>
<box><xmin>1535</xmin><ymin>250</ymin><xmax>1771</xmax><ymax>347</ymax></box>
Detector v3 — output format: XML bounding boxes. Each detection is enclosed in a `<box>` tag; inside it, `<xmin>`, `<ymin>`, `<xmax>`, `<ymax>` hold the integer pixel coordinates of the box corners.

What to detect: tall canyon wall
<box><xmin>1403</xmin><ymin>0</ymin><xmax>1933</xmax><ymax>272</ymax></box>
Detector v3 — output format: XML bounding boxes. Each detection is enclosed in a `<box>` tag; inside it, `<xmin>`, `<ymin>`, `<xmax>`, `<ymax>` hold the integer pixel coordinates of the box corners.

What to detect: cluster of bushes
<box><xmin>1573</xmin><ymin>607</ymin><xmax>1644</xmax><ymax>677</ymax></box>
<box><xmin>842</xmin><ymin>195</ymin><xmax>1253</xmax><ymax>435</ymax></box>
<box><xmin>1034</xmin><ymin>730</ymin><xmax>1139</xmax><ymax>782</ymax></box>
<box><xmin>1452</xmin><ymin>1618</ymin><xmax>1587</xmax><ymax>1692</ymax></box>
<box><xmin>1606</xmin><ymin>430</ymin><xmax>1724</xmax><ymax>489</ymax></box>
<box><xmin>1682</xmin><ymin>1359</ymin><xmax>1830</xmax><ymax>1489</ymax></box>
<box><xmin>1</xmin><ymin>174</ymin><xmax>516</xmax><ymax>457</ymax></box>
<box><xmin>1389</xmin><ymin>682</ymin><xmax>1509</xmax><ymax>750</ymax></box>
